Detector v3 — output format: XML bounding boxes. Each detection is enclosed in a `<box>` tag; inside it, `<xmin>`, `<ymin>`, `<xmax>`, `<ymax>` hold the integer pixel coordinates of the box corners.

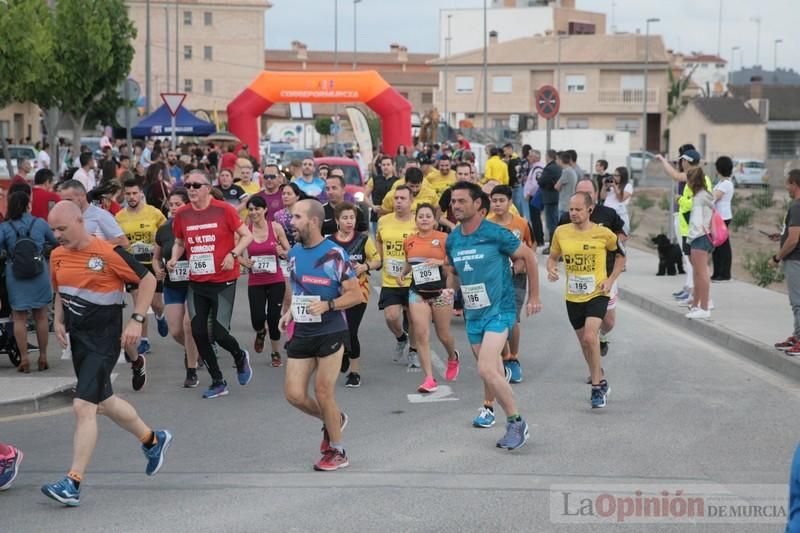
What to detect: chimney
<box><xmin>398</xmin><ymin>46</ymin><xmax>408</xmax><ymax>71</ymax></box>
<box><xmin>296</xmin><ymin>42</ymin><xmax>308</xmax><ymax>61</ymax></box>
<box><xmin>489</xmin><ymin>30</ymin><xmax>499</xmax><ymax>45</ymax></box>
<box><xmin>750</xmin><ymin>75</ymin><xmax>763</xmax><ymax>100</ymax></box>
<box><xmin>390</xmin><ymin>43</ymin><xmax>400</xmax><ymax>53</ymax></box>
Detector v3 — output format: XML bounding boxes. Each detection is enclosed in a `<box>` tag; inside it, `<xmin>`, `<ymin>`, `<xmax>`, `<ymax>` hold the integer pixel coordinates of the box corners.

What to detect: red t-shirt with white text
<box><xmin>173</xmin><ymin>199</ymin><xmax>242</xmax><ymax>283</ymax></box>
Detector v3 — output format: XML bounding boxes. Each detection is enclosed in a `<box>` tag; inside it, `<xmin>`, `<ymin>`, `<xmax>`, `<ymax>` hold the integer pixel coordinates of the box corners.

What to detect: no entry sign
<box><xmin>535</xmin><ymin>85</ymin><xmax>560</xmax><ymax>120</ymax></box>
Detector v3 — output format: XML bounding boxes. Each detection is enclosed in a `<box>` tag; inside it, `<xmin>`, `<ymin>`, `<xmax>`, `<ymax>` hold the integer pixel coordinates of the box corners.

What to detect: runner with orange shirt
<box><xmin>397</xmin><ymin>203</ymin><xmax>460</xmax><ymax>393</ymax></box>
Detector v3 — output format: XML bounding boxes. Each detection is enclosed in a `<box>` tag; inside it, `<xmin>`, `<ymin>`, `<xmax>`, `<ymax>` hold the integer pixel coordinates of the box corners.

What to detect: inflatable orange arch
<box><xmin>228</xmin><ymin>70</ymin><xmax>412</xmax><ymax>161</ymax></box>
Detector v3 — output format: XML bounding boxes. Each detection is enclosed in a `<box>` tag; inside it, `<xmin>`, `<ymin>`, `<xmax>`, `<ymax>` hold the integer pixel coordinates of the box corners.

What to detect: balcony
<box><xmin>598</xmin><ymin>89</ymin><xmax>659</xmax><ymax>105</ymax></box>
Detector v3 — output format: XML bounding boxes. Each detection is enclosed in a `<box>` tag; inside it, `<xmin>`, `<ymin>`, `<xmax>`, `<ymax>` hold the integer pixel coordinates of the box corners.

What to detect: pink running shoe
<box><xmin>417</xmin><ymin>376</ymin><xmax>439</xmax><ymax>393</ymax></box>
<box><xmin>445</xmin><ymin>350</ymin><xmax>460</xmax><ymax>382</ymax></box>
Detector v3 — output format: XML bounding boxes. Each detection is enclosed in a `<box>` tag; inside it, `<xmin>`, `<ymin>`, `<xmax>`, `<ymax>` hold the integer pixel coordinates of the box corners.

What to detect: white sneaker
<box><xmin>678</xmin><ymin>298</ymin><xmax>693</xmax><ymax>307</ymax></box>
<box><xmin>407</xmin><ymin>351</ymin><xmax>421</xmax><ymax>371</ymax></box>
<box><xmin>685</xmin><ymin>308</ymin><xmax>711</xmax><ymax>319</ymax></box>
<box><xmin>393</xmin><ymin>337</ymin><xmax>408</xmax><ymax>363</ymax></box>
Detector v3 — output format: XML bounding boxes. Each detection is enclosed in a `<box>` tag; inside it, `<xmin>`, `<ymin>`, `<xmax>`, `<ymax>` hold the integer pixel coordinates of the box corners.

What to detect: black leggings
<box><xmin>247</xmin><ymin>282</ymin><xmax>285</xmax><ymax>340</ymax></box>
<box><xmin>345</xmin><ymin>303</ymin><xmax>367</xmax><ymax>359</ymax></box>
<box><xmin>188</xmin><ymin>281</ymin><xmax>243</xmax><ymax>383</ymax></box>
<box><xmin>712</xmin><ymin>219</ymin><xmax>732</xmax><ymax>279</ymax></box>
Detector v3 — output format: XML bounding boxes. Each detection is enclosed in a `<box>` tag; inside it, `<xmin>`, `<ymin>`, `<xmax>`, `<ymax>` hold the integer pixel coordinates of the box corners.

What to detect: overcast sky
<box><xmin>265</xmin><ymin>0</ymin><xmax>798</xmax><ymax>73</ymax></box>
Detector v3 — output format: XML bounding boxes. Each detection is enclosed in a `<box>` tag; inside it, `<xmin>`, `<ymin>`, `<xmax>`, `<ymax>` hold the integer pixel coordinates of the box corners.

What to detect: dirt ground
<box><xmin>626</xmin><ymin>186</ymin><xmax>788</xmax><ymax>294</ymax></box>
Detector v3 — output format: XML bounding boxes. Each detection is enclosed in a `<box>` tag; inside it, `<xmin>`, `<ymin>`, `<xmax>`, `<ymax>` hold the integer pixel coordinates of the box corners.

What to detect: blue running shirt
<box><xmin>288</xmin><ymin>239</ymin><xmax>355</xmax><ymax>336</ymax></box>
<box><xmin>446</xmin><ymin>219</ymin><xmax>520</xmax><ymax>321</ymax></box>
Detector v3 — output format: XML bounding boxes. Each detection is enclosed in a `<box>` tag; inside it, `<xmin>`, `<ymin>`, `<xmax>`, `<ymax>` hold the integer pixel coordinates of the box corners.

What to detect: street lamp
<box><xmin>352</xmin><ymin>0</ymin><xmax>362</xmax><ymax>70</ymax></box>
<box><xmin>641</xmin><ymin>18</ymin><xmax>659</xmax><ymax>157</ymax></box>
<box><xmin>774</xmin><ymin>38</ymin><xmax>783</xmax><ymax>72</ymax></box>
<box><xmin>729</xmin><ymin>45</ymin><xmax>740</xmax><ymax>83</ymax></box>
<box><xmin>555</xmin><ymin>34</ymin><xmax>566</xmax><ymax>129</ymax></box>
<box><xmin>482</xmin><ymin>0</ymin><xmax>488</xmax><ymax>130</ymax></box>
<box><xmin>750</xmin><ymin>16</ymin><xmax>761</xmax><ymax>65</ymax></box>
<box><xmin>334</xmin><ymin>0</ymin><xmax>339</xmax><ymax>154</ymax></box>
<box><xmin>444</xmin><ymin>14</ymin><xmax>452</xmax><ymax>132</ymax></box>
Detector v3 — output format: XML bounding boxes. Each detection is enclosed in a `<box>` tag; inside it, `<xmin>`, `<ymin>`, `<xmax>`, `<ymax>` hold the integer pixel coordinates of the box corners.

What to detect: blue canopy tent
<box><xmin>131</xmin><ymin>104</ymin><xmax>217</xmax><ymax>137</ymax></box>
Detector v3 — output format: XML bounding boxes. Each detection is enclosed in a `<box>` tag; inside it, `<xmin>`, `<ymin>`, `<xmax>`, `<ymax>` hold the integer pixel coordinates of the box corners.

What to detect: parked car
<box><xmin>264</xmin><ymin>142</ymin><xmax>294</xmax><ymax>163</ymax></box>
<box><xmin>279</xmin><ymin>149</ymin><xmax>314</xmax><ymax>170</ymax></box>
<box><xmin>628</xmin><ymin>150</ymin><xmax>657</xmax><ymax>176</ymax></box>
<box><xmin>732</xmin><ymin>159</ymin><xmax>769</xmax><ymax>187</ymax></box>
<box><xmin>321</xmin><ymin>142</ymin><xmax>355</xmax><ymax>157</ymax></box>
<box><xmin>0</xmin><ymin>144</ymin><xmax>38</xmax><ymax>179</ymax></box>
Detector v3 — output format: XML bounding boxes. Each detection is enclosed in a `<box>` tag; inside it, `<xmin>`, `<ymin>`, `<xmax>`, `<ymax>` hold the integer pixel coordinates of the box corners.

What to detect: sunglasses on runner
<box><xmin>185</xmin><ymin>182</ymin><xmax>207</xmax><ymax>189</ymax></box>
<box><xmin>263</xmin><ymin>174</ymin><xmax>279</xmax><ymax>180</ymax></box>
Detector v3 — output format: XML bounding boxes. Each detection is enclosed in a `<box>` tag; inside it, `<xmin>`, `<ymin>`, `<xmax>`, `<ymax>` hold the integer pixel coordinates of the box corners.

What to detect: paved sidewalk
<box><xmin>617</xmin><ymin>247</ymin><xmax>800</xmax><ymax>381</ymax></box>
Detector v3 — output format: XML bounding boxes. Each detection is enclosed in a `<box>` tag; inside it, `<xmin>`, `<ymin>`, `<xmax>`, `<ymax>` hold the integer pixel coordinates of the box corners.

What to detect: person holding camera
<box><xmin>599</xmin><ymin>167</ymin><xmax>633</xmax><ymax>235</ymax></box>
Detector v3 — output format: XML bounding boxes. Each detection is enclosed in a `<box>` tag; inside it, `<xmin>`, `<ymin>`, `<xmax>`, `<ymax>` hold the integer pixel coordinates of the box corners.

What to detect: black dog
<box><xmin>651</xmin><ymin>234</ymin><xmax>685</xmax><ymax>276</ymax></box>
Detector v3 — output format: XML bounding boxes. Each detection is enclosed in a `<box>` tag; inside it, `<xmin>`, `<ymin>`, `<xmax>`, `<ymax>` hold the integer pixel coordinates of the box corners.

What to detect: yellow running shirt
<box><xmin>425</xmin><ymin>170</ymin><xmax>456</xmax><ymax>197</ymax></box>
<box><xmin>550</xmin><ymin>223</ymin><xmax>619</xmax><ymax>303</ymax></box>
<box><xmin>115</xmin><ymin>205</ymin><xmax>167</xmax><ymax>264</ymax></box>
<box><xmin>376</xmin><ymin>213</ymin><xmax>417</xmax><ymax>288</ymax></box>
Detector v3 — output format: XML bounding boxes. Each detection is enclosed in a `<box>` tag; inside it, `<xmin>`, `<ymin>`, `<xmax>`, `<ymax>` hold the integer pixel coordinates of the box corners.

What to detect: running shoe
<box><xmin>271</xmin><ymin>351</ymin><xmax>283</xmax><ymax>367</ymax></box>
<box><xmin>137</xmin><ymin>338</ymin><xmax>151</xmax><ymax>355</ymax></box>
<box><xmin>27</xmin><ymin>343</ymin><xmax>39</xmax><ymax>352</ymax></box>
<box><xmin>202</xmin><ymin>381</ymin><xmax>229</xmax><ymax>399</ymax></box>
<box><xmin>407</xmin><ymin>350</ymin><xmax>421</xmax><ymax>371</ymax></box>
<box><xmin>786</xmin><ymin>343</ymin><xmax>800</xmax><ymax>356</ymax></box>
<box><xmin>156</xmin><ymin>314</ymin><xmax>169</xmax><ymax>338</ymax></box>
<box><xmin>473</xmin><ymin>407</ymin><xmax>496</xmax><ymax>428</ymax></box>
<box><xmin>775</xmin><ymin>336</ymin><xmax>797</xmax><ymax>351</ymax></box>
<box><xmin>599</xmin><ymin>338</ymin><xmax>609</xmax><ymax>357</ymax></box>
<box><xmin>345</xmin><ymin>372</ymin><xmax>361</xmax><ymax>388</ymax></box>
<box><xmin>393</xmin><ymin>336</ymin><xmax>409</xmax><ymax>362</ymax></box>
<box><xmin>183</xmin><ymin>371</ymin><xmax>199</xmax><ymax>388</ymax></box>
<box><xmin>591</xmin><ymin>387</ymin><xmax>607</xmax><ymax>409</ymax></box>
<box><xmin>320</xmin><ymin>412</ymin><xmax>348</xmax><ymax>453</ymax></box>
<box><xmin>236</xmin><ymin>350</ymin><xmax>253</xmax><ymax>386</ymax></box>
<box><xmin>685</xmin><ymin>307</ymin><xmax>711</xmax><ymax>319</ymax></box>
<box><xmin>417</xmin><ymin>376</ymin><xmax>438</xmax><ymax>393</ymax></box>
<box><xmin>41</xmin><ymin>476</ymin><xmax>80</xmax><ymax>506</ymax></box>
<box><xmin>496</xmin><ymin>418</ymin><xmax>529</xmax><ymax>450</ymax></box>
<box><xmin>0</xmin><ymin>447</ymin><xmax>23</xmax><ymax>491</ymax></box>
<box><xmin>672</xmin><ymin>288</ymin><xmax>689</xmax><ymax>298</ymax></box>
<box><xmin>585</xmin><ymin>367</ymin><xmax>605</xmax><ymax>385</ymax></box>
<box><xmin>314</xmin><ymin>449</ymin><xmax>349</xmax><ymax>471</ymax></box>
<box><xmin>504</xmin><ymin>365</ymin><xmax>512</xmax><ymax>383</ymax></box>
<box><xmin>132</xmin><ymin>355</ymin><xmax>147</xmax><ymax>391</ymax></box>
<box><xmin>445</xmin><ymin>351</ymin><xmax>460</xmax><ymax>382</ymax></box>
<box><xmin>505</xmin><ymin>359</ymin><xmax>523</xmax><ymax>383</ymax></box>
<box><xmin>142</xmin><ymin>429</ymin><xmax>173</xmax><ymax>476</ymax></box>
<box><xmin>254</xmin><ymin>330</ymin><xmax>266</xmax><ymax>353</ymax></box>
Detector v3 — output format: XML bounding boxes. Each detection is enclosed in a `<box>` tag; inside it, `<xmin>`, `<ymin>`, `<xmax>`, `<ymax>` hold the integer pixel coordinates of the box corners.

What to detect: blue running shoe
<box><xmin>506</xmin><ymin>359</ymin><xmax>523</xmax><ymax>383</ymax></box>
<box><xmin>137</xmin><ymin>338</ymin><xmax>151</xmax><ymax>355</ymax></box>
<box><xmin>142</xmin><ymin>429</ymin><xmax>173</xmax><ymax>476</ymax></box>
<box><xmin>236</xmin><ymin>350</ymin><xmax>253</xmax><ymax>386</ymax></box>
<box><xmin>156</xmin><ymin>314</ymin><xmax>169</xmax><ymax>338</ymax></box>
<box><xmin>41</xmin><ymin>476</ymin><xmax>80</xmax><ymax>506</ymax></box>
<box><xmin>672</xmin><ymin>289</ymin><xmax>688</xmax><ymax>298</ymax></box>
<box><xmin>202</xmin><ymin>381</ymin><xmax>229</xmax><ymax>399</ymax></box>
<box><xmin>472</xmin><ymin>406</ymin><xmax>496</xmax><ymax>428</ymax></box>
<box><xmin>0</xmin><ymin>447</ymin><xmax>23</xmax><ymax>491</ymax></box>
<box><xmin>591</xmin><ymin>387</ymin><xmax>607</xmax><ymax>409</ymax></box>
<box><xmin>496</xmin><ymin>418</ymin><xmax>530</xmax><ymax>450</ymax></box>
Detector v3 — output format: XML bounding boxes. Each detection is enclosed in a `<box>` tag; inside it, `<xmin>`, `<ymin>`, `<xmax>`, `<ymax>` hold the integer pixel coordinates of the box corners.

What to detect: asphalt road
<box><xmin>1</xmin><ymin>271</ymin><xmax>797</xmax><ymax>533</ymax></box>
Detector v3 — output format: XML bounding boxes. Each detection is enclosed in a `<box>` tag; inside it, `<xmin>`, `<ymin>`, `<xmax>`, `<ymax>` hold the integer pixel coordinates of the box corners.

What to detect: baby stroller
<box><xmin>0</xmin><ymin>255</ymin><xmax>21</xmax><ymax>368</ymax></box>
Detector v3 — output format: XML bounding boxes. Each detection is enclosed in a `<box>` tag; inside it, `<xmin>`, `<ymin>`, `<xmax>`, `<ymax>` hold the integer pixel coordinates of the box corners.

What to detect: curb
<box><xmin>0</xmin><ymin>380</ymin><xmax>75</xmax><ymax>418</ymax></box>
<box><xmin>619</xmin><ymin>287</ymin><xmax>800</xmax><ymax>382</ymax></box>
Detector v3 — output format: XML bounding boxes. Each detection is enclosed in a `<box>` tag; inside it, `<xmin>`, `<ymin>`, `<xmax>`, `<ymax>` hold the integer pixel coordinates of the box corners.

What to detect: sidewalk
<box><xmin>617</xmin><ymin>247</ymin><xmax>800</xmax><ymax>381</ymax></box>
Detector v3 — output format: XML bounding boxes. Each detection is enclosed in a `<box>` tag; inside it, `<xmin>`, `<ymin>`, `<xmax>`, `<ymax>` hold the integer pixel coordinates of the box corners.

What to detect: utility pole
<box><xmin>716</xmin><ymin>0</ymin><xmax>722</xmax><ymax>56</ymax></box>
<box><xmin>334</xmin><ymin>0</ymin><xmax>339</xmax><ymax>154</ymax></box>
<box><xmin>642</xmin><ymin>18</ymin><xmax>659</xmax><ymax>157</ymax></box>
<box><xmin>165</xmin><ymin>6</ymin><xmax>170</xmax><ymax>92</ymax></box>
<box><xmin>444</xmin><ymin>14</ymin><xmax>451</xmax><ymax>133</ymax></box>
<box><xmin>482</xmin><ymin>0</ymin><xmax>488</xmax><ymax>130</ymax></box>
<box><xmin>175</xmin><ymin>0</ymin><xmax>179</xmax><ymax>92</ymax></box>
<box><xmin>146</xmin><ymin>0</ymin><xmax>151</xmax><ymax>113</ymax></box>
<box><xmin>751</xmin><ymin>16</ymin><xmax>761</xmax><ymax>65</ymax></box>
<box><xmin>774</xmin><ymin>39</ymin><xmax>783</xmax><ymax>72</ymax></box>
<box><xmin>352</xmin><ymin>0</ymin><xmax>361</xmax><ymax>70</ymax></box>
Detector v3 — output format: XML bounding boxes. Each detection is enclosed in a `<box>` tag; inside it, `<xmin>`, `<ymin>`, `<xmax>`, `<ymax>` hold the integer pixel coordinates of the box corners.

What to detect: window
<box><xmin>421</xmin><ymin>92</ymin><xmax>433</xmax><ymax>104</ymax></box>
<box><xmin>455</xmin><ymin>76</ymin><xmax>474</xmax><ymax>94</ymax></box>
<box><xmin>204</xmin><ymin>12</ymin><xmax>212</xmax><ymax>26</ymax></box>
<box><xmin>204</xmin><ymin>46</ymin><xmax>213</xmax><ymax>61</ymax></box>
<box><xmin>565</xmin><ymin>74</ymin><xmax>586</xmax><ymax>93</ymax></box>
<box><xmin>183</xmin><ymin>45</ymin><xmax>192</xmax><ymax>60</ymax></box>
<box><xmin>492</xmin><ymin>118</ymin><xmax>509</xmax><ymax>129</ymax></box>
<box><xmin>716</xmin><ymin>63</ymin><xmax>725</xmax><ymax>68</ymax></box>
<box><xmin>615</xmin><ymin>118</ymin><xmax>639</xmax><ymax>134</ymax></box>
<box><xmin>204</xmin><ymin>79</ymin><xmax>213</xmax><ymax>94</ymax></box>
<box><xmin>566</xmin><ymin>118</ymin><xmax>589</xmax><ymax>129</ymax></box>
<box><xmin>183</xmin><ymin>11</ymin><xmax>192</xmax><ymax>25</ymax></box>
<box><xmin>184</xmin><ymin>79</ymin><xmax>193</xmax><ymax>92</ymax></box>
<box><xmin>492</xmin><ymin>75</ymin><xmax>512</xmax><ymax>93</ymax></box>
<box><xmin>399</xmin><ymin>91</ymin><xmax>409</xmax><ymax>99</ymax></box>
<box><xmin>0</xmin><ymin>121</ymin><xmax>8</xmax><ymax>139</ymax></box>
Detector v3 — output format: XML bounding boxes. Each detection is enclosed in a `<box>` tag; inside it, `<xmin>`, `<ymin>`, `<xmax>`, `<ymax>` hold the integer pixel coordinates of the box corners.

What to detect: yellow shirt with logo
<box><xmin>482</xmin><ymin>155</ymin><xmax>509</xmax><ymax>185</ymax></box>
<box><xmin>425</xmin><ymin>170</ymin><xmax>456</xmax><ymax>197</ymax></box>
<box><xmin>115</xmin><ymin>204</ymin><xmax>167</xmax><ymax>264</ymax></box>
<box><xmin>381</xmin><ymin>179</ymin><xmax>440</xmax><ymax>214</ymax></box>
<box><xmin>376</xmin><ymin>213</ymin><xmax>417</xmax><ymax>288</ymax></box>
<box><xmin>550</xmin><ymin>223</ymin><xmax>619</xmax><ymax>303</ymax></box>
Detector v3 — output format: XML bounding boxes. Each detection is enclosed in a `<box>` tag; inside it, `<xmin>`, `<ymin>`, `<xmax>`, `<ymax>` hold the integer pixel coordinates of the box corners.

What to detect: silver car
<box><xmin>732</xmin><ymin>159</ymin><xmax>769</xmax><ymax>187</ymax></box>
<box><xmin>0</xmin><ymin>145</ymin><xmax>38</xmax><ymax>179</ymax></box>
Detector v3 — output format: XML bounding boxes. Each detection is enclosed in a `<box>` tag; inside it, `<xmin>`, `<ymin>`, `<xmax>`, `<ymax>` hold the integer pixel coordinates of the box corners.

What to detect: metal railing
<box><xmin>598</xmin><ymin>89</ymin><xmax>659</xmax><ymax>105</ymax></box>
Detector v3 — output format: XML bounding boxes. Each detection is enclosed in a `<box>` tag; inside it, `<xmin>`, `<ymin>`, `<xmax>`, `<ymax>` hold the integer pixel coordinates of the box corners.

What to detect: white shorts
<box><xmin>607</xmin><ymin>281</ymin><xmax>619</xmax><ymax>310</ymax></box>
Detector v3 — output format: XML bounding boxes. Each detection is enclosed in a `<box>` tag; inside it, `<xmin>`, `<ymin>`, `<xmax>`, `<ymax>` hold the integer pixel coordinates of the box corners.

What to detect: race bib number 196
<box><xmin>461</xmin><ymin>283</ymin><xmax>491</xmax><ymax>310</ymax></box>
<box><xmin>291</xmin><ymin>295</ymin><xmax>322</xmax><ymax>323</ymax></box>
<box><xmin>190</xmin><ymin>253</ymin><xmax>215</xmax><ymax>275</ymax></box>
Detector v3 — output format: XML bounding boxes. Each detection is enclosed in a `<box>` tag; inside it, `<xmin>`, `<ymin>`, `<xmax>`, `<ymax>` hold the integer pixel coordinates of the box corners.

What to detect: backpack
<box><xmin>707</xmin><ymin>209</ymin><xmax>729</xmax><ymax>248</ymax></box>
<box><xmin>11</xmin><ymin>218</ymin><xmax>44</xmax><ymax>279</ymax></box>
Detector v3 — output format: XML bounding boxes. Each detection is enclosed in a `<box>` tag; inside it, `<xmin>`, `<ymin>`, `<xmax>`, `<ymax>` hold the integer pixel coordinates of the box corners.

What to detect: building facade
<box><xmin>126</xmin><ymin>0</ymin><xmax>271</xmax><ymax>121</ymax></box>
<box><xmin>0</xmin><ymin>102</ymin><xmax>41</xmax><ymax>145</ymax></box>
<box><xmin>430</xmin><ymin>33</ymin><xmax>670</xmax><ymax>152</ymax></box>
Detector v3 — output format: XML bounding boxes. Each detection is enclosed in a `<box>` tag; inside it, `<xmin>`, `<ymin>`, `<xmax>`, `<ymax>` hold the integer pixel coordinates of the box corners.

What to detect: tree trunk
<box><xmin>69</xmin><ymin>113</ymin><xmax>86</xmax><ymax>156</ymax></box>
<box><xmin>44</xmin><ymin>107</ymin><xmax>60</xmax><ymax>176</ymax></box>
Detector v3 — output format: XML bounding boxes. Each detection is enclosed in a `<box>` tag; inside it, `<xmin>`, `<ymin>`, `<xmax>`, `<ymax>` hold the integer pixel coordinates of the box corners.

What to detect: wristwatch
<box><xmin>328</xmin><ymin>300</ymin><xmax>335</xmax><ymax>311</ymax></box>
<box><xmin>774</xmin><ymin>255</ymin><xmax>781</xmax><ymax>263</ymax></box>
<box><xmin>230</xmin><ymin>251</ymin><xmax>238</xmax><ymax>259</ymax></box>
<box><xmin>131</xmin><ymin>313</ymin><xmax>145</xmax><ymax>324</ymax></box>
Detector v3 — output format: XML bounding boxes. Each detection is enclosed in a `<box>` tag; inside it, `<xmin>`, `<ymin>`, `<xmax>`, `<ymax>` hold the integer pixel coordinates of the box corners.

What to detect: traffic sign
<box><xmin>535</xmin><ymin>85</ymin><xmax>560</xmax><ymax>120</ymax></box>
<box><xmin>161</xmin><ymin>92</ymin><xmax>186</xmax><ymax>116</ymax></box>
<box><xmin>117</xmin><ymin>78</ymin><xmax>141</xmax><ymax>102</ymax></box>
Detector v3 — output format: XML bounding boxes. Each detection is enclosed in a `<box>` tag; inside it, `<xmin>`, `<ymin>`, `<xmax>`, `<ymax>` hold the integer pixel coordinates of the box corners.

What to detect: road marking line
<box><xmin>407</xmin><ymin>385</ymin><xmax>458</xmax><ymax>403</ymax></box>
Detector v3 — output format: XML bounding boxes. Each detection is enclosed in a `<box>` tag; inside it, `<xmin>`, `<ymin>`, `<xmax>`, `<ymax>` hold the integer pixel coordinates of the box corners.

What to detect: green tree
<box><xmin>314</xmin><ymin>117</ymin><xmax>333</xmax><ymax>136</ymax></box>
<box><xmin>0</xmin><ymin>0</ymin><xmax>55</xmax><ymax>173</ymax></box>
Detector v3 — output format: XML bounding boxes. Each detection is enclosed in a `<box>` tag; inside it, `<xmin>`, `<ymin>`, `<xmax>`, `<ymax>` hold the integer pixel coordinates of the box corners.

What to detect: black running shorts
<box><xmin>70</xmin><ymin>309</ymin><xmax>124</xmax><ymax>404</ymax></box>
<box><xmin>566</xmin><ymin>296</ymin><xmax>610</xmax><ymax>330</ymax></box>
<box><xmin>378</xmin><ymin>287</ymin><xmax>409</xmax><ymax>310</ymax></box>
<box><xmin>125</xmin><ymin>264</ymin><xmax>163</xmax><ymax>294</ymax></box>
<box><xmin>286</xmin><ymin>331</ymin><xmax>349</xmax><ymax>359</ymax></box>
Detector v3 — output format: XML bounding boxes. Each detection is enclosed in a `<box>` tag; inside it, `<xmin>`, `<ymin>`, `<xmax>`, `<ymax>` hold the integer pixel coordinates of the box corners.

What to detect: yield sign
<box><xmin>161</xmin><ymin>92</ymin><xmax>186</xmax><ymax>116</ymax></box>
